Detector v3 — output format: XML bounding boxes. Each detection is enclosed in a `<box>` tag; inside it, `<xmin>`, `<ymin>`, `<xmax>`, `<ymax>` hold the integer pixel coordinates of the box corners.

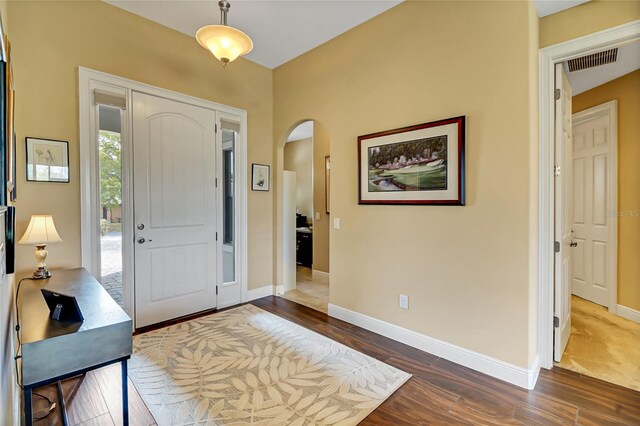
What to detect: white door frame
<box><xmin>538</xmin><ymin>20</ymin><xmax>640</xmax><ymax>369</ymax></box>
<box><xmin>571</xmin><ymin>100</ymin><xmax>618</xmax><ymax>310</ymax></box>
<box><xmin>78</xmin><ymin>67</ymin><xmax>249</xmax><ymax>324</ymax></box>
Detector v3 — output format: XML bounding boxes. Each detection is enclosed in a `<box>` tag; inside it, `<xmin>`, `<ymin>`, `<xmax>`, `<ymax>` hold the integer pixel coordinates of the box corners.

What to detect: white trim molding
<box><xmin>245</xmin><ymin>285</ymin><xmax>274</xmax><ymax>302</ymax></box>
<box><xmin>312</xmin><ymin>269</ymin><xmax>329</xmax><ymax>278</ymax></box>
<box><xmin>538</xmin><ymin>20</ymin><xmax>640</xmax><ymax>370</ymax></box>
<box><xmin>617</xmin><ymin>305</ymin><xmax>640</xmax><ymax>324</ymax></box>
<box><xmin>329</xmin><ymin>304</ymin><xmax>541</xmax><ymax>390</ymax></box>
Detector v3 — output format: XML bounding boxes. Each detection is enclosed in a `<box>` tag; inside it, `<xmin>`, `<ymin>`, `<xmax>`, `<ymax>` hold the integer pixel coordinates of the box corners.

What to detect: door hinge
<box><xmin>554</xmin><ymin>88</ymin><xmax>561</xmax><ymax>100</ymax></box>
<box><xmin>215</xmin><ymin>178</ymin><xmax>218</xmax><ymax>188</ymax></box>
<box><xmin>216</xmin><ymin>285</ymin><xmax>218</xmax><ymax>295</ymax></box>
<box><xmin>553</xmin><ymin>316</ymin><xmax>560</xmax><ymax>328</ymax></box>
<box><xmin>554</xmin><ymin>165</ymin><xmax>561</xmax><ymax>176</ymax></box>
<box><xmin>215</xmin><ymin>124</ymin><xmax>218</xmax><ymax>133</ymax></box>
<box><xmin>216</xmin><ymin>232</ymin><xmax>218</xmax><ymax>241</ymax></box>
<box><xmin>554</xmin><ymin>241</ymin><xmax>560</xmax><ymax>253</ymax></box>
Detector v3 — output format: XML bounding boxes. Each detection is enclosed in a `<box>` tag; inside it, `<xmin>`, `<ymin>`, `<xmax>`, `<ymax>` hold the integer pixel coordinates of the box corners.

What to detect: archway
<box><xmin>275</xmin><ymin>120</ymin><xmax>330</xmax><ymax>312</ymax></box>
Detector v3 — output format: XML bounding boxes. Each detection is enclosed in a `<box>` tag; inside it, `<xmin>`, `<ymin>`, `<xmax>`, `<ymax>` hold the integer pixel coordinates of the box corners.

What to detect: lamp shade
<box><xmin>18</xmin><ymin>215</ymin><xmax>63</xmax><ymax>245</ymax></box>
<box><xmin>196</xmin><ymin>25</ymin><xmax>253</xmax><ymax>63</ymax></box>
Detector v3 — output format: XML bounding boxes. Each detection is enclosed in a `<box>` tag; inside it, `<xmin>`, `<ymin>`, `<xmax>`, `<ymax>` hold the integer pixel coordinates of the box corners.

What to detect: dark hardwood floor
<box><xmin>32</xmin><ymin>296</ymin><xmax>640</xmax><ymax>425</ymax></box>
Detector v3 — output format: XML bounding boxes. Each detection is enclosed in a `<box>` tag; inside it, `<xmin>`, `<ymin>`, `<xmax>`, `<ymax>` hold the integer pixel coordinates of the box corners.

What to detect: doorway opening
<box><xmin>544</xmin><ymin>31</ymin><xmax>640</xmax><ymax>391</ymax></box>
<box><xmin>278</xmin><ymin>120</ymin><xmax>330</xmax><ymax>312</ymax></box>
<box><xmin>80</xmin><ymin>68</ymin><xmax>248</xmax><ymax>328</ymax></box>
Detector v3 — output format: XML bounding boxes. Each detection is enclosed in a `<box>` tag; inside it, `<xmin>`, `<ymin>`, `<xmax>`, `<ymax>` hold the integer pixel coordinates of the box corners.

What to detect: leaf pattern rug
<box><xmin>129</xmin><ymin>304</ymin><xmax>411</xmax><ymax>425</ymax></box>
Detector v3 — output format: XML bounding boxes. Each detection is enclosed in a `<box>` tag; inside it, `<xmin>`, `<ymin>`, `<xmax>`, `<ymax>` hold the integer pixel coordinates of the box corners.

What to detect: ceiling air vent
<box><xmin>567</xmin><ymin>48</ymin><xmax>618</xmax><ymax>72</ymax></box>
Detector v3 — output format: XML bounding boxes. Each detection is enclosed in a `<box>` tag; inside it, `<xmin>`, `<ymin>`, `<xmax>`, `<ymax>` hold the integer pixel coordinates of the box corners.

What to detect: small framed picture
<box><xmin>26</xmin><ymin>137</ymin><xmax>70</xmax><ymax>183</ymax></box>
<box><xmin>251</xmin><ymin>163</ymin><xmax>270</xmax><ymax>191</ymax></box>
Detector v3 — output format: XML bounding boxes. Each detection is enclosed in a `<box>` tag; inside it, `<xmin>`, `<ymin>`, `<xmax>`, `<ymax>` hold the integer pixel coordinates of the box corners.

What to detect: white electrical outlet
<box><xmin>333</xmin><ymin>218</ymin><xmax>341</xmax><ymax>229</ymax></box>
<box><xmin>399</xmin><ymin>294</ymin><xmax>409</xmax><ymax>309</ymax></box>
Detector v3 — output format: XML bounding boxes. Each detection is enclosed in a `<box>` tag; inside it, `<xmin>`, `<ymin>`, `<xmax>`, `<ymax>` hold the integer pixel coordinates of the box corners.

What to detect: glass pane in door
<box><xmin>98</xmin><ymin>105</ymin><xmax>124</xmax><ymax>307</ymax></box>
<box><xmin>222</xmin><ymin>129</ymin><xmax>235</xmax><ymax>283</ymax></box>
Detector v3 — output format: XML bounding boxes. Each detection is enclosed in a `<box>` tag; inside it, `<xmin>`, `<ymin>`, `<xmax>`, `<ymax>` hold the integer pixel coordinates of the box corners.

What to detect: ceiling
<box><xmin>533</xmin><ymin>0</ymin><xmax>590</xmax><ymax>18</ymax></box>
<box><xmin>566</xmin><ymin>40</ymin><xmax>640</xmax><ymax>95</ymax></box>
<box><xmin>105</xmin><ymin>1</ymin><xmax>589</xmax><ymax>69</ymax></box>
<box><xmin>105</xmin><ymin>0</ymin><xmax>402</xmax><ymax>69</ymax></box>
<box><xmin>287</xmin><ymin>120</ymin><xmax>314</xmax><ymax>142</ymax></box>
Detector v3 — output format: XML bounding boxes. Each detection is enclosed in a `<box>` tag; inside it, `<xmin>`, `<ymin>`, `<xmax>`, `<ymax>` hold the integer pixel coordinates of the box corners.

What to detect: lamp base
<box><xmin>31</xmin><ymin>267</ymin><xmax>52</xmax><ymax>280</ymax></box>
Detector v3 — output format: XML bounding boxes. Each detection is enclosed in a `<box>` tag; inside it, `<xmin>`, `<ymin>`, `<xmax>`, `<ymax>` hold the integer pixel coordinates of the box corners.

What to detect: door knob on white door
<box><xmin>570</xmin><ymin>241</ymin><xmax>578</xmax><ymax>247</ymax></box>
<box><xmin>137</xmin><ymin>237</ymin><xmax>146</xmax><ymax>244</ymax></box>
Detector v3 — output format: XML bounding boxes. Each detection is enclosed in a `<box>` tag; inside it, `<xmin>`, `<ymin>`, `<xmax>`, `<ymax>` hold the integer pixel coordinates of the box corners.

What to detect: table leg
<box><xmin>122</xmin><ymin>359</ymin><xmax>129</xmax><ymax>426</ymax></box>
<box><xmin>24</xmin><ymin>387</ymin><xmax>33</xmax><ymax>426</ymax></box>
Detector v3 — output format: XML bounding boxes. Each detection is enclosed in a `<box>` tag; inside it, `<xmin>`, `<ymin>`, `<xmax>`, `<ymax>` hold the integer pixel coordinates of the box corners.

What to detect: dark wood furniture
<box><xmin>296</xmin><ymin>229</ymin><xmax>312</xmax><ymax>267</ymax></box>
<box><xmin>18</xmin><ymin>268</ymin><xmax>132</xmax><ymax>426</ymax></box>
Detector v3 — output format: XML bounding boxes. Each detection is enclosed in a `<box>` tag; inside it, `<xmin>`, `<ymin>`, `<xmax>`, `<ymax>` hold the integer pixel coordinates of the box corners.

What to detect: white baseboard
<box><xmin>328</xmin><ymin>303</ymin><xmax>540</xmax><ymax>390</ymax></box>
<box><xmin>312</xmin><ymin>269</ymin><xmax>329</xmax><ymax>277</ymax></box>
<box><xmin>617</xmin><ymin>304</ymin><xmax>640</xmax><ymax>324</ymax></box>
<box><xmin>245</xmin><ymin>285</ymin><xmax>273</xmax><ymax>302</ymax></box>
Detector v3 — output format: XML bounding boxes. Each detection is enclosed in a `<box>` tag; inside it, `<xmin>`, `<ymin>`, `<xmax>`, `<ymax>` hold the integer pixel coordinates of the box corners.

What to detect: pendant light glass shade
<box><xmin>196</xmin><ymin>24</ymin><xmax>253</xmax><ymax>64</ymax></box>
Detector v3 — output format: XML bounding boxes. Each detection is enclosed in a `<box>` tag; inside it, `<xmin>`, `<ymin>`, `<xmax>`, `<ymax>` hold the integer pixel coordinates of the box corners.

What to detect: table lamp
<box><xmin>18</xmin><ymin>215</ymin><xmax>63</xmax><ymax>279</ymax></box>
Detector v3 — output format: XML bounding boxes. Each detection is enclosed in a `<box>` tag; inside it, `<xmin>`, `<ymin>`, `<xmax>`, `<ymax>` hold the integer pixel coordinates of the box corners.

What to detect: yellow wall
<box><xmin>312</xmin><ymin>124</ymin><xmax>330</xmax><ymax>273</ymax></box>
<box><xmin>274</xmin><ymin>1</ymin><xmax>539</xmax><ymax>368</ymax></box>
<box><xmin>284</xmin><ymin>138</ymin><xmax>313</xmax><ymax>219</ymax></box>
<box><xmin>573</xmin><ymin>70</ymin><xmax>640</xmax><ymax>311</ymax></box>
<box><xmin>540</xmin><ymin>0</ymin><xmax>640</xmax><ymax>47</ymax></box>
<box><xmin>7</xmin><ymin>1</ymin><xmax>274</xmax><ymax>290</ymax></box>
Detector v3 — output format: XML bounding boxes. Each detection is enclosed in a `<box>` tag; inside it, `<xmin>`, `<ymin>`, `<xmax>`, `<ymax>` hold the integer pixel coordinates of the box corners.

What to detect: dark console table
<box><xmin>18</xmin><ymin>268</ymin><xmax>132</xmax><ymax>425</ymax></box>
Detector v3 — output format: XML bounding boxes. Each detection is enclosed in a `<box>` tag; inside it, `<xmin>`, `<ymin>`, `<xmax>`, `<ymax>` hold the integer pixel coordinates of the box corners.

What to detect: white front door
<box><xmin>133</xmin><ymin>91</ymin><xmax>218</xmax><ymax>328</ymax></box>
<box><xmin>571</xmin><ymin>101</ymin><xmax>616</xmax><ymax>308</ymax></box>
<box><xmin>554</xmin><ymin>63</ymin><xmax>573</xmax><ymax>362</ymax></box>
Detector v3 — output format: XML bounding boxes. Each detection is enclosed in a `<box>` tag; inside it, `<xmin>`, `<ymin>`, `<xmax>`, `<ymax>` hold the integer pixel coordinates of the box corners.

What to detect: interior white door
<box><xmin>554</xmin><ymin>63</ymin><xmax>573</xmax><ymax>362</ymax></box>
<box><xmin>571</xmin><ymin>102</ymin><xmax>615</xmax><ymax>307</ymax></box>
<box><xmin>133</xmin><ymin>91</ymin><xmax>217</xmax><ymax>328</ymax></box>
<box><xmin>283</xmin><ymin>171</ymin><xmax>297</xmax><ymax>292</ymax></box>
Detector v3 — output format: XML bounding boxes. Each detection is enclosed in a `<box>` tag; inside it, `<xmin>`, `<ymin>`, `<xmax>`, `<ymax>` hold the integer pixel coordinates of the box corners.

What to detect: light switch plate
<box><xmin>333</xmin><ymin>218</ymin><xmax>341</xmax><ymax>229</ymax></box>
<box><xmin>399</xmin><ymin>294</ymin><xmax>409</xmax><ymax>309</ymax></box>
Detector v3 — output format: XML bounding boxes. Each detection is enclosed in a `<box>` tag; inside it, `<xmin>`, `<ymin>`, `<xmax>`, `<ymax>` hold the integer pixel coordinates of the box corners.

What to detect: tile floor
<box><xmin>557</xmin><ymin>295</ymin><xmax>640</xmax><ymax>391</ymax></box>
<box><xmin>281</xmin><ymin>266</ymin><xmax>329</xmax><ymax>313</ymax></box>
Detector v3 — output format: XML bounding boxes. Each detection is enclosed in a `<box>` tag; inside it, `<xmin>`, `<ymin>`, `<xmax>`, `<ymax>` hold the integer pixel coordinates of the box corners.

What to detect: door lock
<box><xmin>570</xmin><ymin>241</ymin><xmax>578</xmax><ymax>247</ymax></box>
<box><xmin>137</xmin><ymin>223</ymin><xmax>145</xmax><ymax>230</ymax></box>
<box><xmin>137</xmin><ymin>237</ymin><xmax>146</xmax><ymax>244</ymax></box>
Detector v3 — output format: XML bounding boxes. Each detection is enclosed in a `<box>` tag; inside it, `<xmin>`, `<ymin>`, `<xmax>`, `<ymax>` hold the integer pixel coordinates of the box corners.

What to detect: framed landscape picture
<box><xmin>358</xmin><ymin>116</ymin><xmax>465</xmax><ymax>205</ymax></box>
<box><xmin>26</xmin><ymin>137</ymin><xmax>70</xmax><ymax>183</ymax></box>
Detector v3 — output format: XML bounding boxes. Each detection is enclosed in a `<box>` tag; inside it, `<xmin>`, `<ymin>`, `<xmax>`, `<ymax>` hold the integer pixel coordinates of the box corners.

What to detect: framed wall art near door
<box><xmin>251</xmin><ymin>163</ymin><xmax>270</xmax><ymax>191</ymax></box>
<box><xmin>26</xmin><ymin>137</ymin><xmax>70</xmax><ymax>183</ymax></box>
<box><xmin>358</xmin><ymin>116</ymin><xmax>465</xmax><ymax>205</ymax></box>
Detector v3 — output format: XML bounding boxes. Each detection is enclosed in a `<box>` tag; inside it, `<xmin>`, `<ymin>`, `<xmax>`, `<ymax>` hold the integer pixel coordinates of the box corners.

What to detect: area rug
<box><xmin>129</xmin><ymin>304</ymin><xmax>411</xmax><ymax>425</ymax></box>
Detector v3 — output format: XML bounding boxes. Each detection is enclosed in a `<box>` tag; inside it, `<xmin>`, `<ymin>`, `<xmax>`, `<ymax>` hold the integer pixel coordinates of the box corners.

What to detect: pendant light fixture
<box><xmin>196</xmin><ymin>0</ymin><xmax>253</xmax><ymax>67</ymax></box>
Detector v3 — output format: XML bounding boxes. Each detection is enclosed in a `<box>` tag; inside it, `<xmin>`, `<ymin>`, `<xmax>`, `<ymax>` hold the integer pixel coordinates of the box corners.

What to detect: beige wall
<box><xmin>274</xmin><ymin>1</ymin><xmax>539</xmax><ymax>367</ymax></box>
<box><xmin>540</xmin><ymin>0</ymin><xmax>640</xmax><ymax>47</ymax></box>
<box><xmin>8</xmin><ymin>1</ymin><xmax>274</xmax><ymax>290</ymax></box>
<box><xmin>284</xmin><ymin>138</ymin><xmax>313</xmax><ymax>219</ymax></box>
<box><xmin>312</xmin><ymin>124</ymin><xmax>330</xmax><ymax>273</ymax></box>
<box><xmin>573</xmin><ymin>70</ymin><xmax>640</xmax><ymax>311</ymax></box>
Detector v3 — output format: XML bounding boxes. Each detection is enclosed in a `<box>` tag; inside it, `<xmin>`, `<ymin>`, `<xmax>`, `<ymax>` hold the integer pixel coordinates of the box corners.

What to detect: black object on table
<box><xmin>18</xmin><ymin>268</ymin><xmax>132</xmax><ymax>426</ymax></box>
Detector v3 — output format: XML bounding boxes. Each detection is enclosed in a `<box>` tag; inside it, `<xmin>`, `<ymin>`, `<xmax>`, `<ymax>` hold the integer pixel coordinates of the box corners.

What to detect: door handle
<box><xmin>570</xmin><ymin>241</ymin><xmax>578</xmax><ymax>247</ymax></box>
<box><xmin>137</xmin><ymin>237</ymin><xmax>146</xmax><ymax>244</ymax></box>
